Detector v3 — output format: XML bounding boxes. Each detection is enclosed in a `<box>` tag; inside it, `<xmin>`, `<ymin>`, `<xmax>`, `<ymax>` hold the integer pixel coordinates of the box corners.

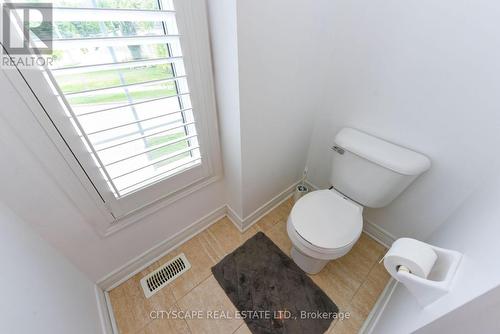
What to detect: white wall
<box><xmin>416</xmin><ymin>284</ymin><xmax>500</xmax><ymax>334</ymax></box>
<box><xmin>306</xmin><ymin>0</ymin><xmax>500</xmax><ymax>239</ymax></box>
<box><xmin>207</xmin><ymin>0</ymin><xmax>244</xmax><ymax>217</ymax></box>
<box><xmin>0</xmin><ymin>68</ymin><xmax>226</xmax><ymax>282</ymax></box>
<box><xmin>207</xmin><ymin>0</ymin><xmax>331</xmax><ymax>219</ymax></box>
<box><xmin>0</xmin><ymin>201</ymin><xmax>102</xmax><ymax>334</ymax></box>
<box><xmin>372</xmin><ymin>172</ymin><xmax>500</xmax><ymax>333</ymax></box>
<box><xmin>235</xmin><ymin>0</ymin><xmax>330</xmax><ymax>217</ymax></box>
<box><xmin>0</xmin><ymin>0</ymin><xmax>330</xmax><ymax>283</ymax></box>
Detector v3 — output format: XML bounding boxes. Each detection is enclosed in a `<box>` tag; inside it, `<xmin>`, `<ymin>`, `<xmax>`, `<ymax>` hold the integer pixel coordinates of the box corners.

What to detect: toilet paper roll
<box><xmin>384</xmin><ymin>238</ymin><xmax>438</xmax><ymax>279</ymax></box>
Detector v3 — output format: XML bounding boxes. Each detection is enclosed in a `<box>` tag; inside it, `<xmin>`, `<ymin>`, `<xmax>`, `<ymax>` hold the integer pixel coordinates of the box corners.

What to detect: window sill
<box><xmin>98</xmin><ymin>173</ymin><xmax>222</xmax><ymax>237</ymax></box>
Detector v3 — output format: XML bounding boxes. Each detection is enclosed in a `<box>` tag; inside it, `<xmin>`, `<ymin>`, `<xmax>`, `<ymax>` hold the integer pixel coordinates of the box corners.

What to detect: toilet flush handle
<box><xmin>331</xmin><ymin>146</ymin><xmax>345</xmax><ymax>155</ymax></box>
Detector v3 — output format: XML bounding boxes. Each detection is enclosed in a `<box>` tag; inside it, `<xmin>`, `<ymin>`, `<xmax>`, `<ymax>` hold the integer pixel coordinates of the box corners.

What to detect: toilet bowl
<box><xmin>287</xmin><ymin>189</ymin><xmax>363</xmax><ymax>274</ymax></box>
<box><xmin>285</xmin><ymin>127</ymin><xmax>431</xmax><ymax>274</ymax></box>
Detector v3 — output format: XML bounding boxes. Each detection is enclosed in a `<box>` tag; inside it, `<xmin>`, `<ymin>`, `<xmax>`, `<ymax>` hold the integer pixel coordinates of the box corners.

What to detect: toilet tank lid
<box><xmin>335</xmin><ymin>128</ymin><xmax>431</xmax><ymax>175</ymax></box>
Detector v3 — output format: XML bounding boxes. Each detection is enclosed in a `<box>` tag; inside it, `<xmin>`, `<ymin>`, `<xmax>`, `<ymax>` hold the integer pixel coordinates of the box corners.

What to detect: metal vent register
<box><xmin>140</xmin><ymin>253</ymin><xmax>191</xmax><ymax>298</ymax></box>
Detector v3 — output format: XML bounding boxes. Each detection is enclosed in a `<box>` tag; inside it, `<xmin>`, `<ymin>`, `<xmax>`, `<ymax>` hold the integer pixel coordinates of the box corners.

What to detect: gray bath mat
<box><xmin>211</xmin><ymin>232</ymin><xmax>338</xmax><ymax>334</ymax></box>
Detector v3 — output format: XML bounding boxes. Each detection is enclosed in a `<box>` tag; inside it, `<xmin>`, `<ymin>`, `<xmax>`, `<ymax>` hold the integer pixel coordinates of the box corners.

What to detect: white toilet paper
<box><xmin>384</xmin><ymin>238</ymin><xmax>438</xmax><ymax>279</ymax></box>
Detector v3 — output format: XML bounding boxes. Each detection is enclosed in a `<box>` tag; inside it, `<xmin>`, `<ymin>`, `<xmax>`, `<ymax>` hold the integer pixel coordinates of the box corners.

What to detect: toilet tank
<box><xmin>330</xmin><ymin>128</ymin><xmax>431</xmax><ymax>208</ymax></box>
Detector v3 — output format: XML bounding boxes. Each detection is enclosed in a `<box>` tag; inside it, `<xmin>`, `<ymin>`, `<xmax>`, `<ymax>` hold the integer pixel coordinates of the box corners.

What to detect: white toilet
<box><xmin>287</xmin><ymin>128</ymin><xmax>431</xmax><ymax>274</ymax></box>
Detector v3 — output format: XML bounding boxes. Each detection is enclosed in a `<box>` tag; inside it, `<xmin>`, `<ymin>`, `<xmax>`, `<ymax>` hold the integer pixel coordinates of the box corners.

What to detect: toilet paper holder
<box><xmin>392</xmin><ymin>243</ymin><xmax>462</xmax><ymax>307</ymax></box>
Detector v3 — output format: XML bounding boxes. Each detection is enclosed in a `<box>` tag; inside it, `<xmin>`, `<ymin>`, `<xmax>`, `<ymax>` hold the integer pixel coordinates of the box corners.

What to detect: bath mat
<box><xmin>211</xmin><ymin>232</ymin><xmax>338</xmax><ymax>334</ymax></box>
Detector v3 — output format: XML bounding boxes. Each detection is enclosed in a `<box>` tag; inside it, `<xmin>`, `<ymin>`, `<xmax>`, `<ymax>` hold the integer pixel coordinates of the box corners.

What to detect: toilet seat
<box><xmin>288</xmin><ymin>189</ymin><xmax>363</xmax><ymax>252</ymax></box>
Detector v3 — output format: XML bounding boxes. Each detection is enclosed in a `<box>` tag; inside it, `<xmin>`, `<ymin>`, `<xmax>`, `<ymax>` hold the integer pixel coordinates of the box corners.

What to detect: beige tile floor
<box><xmin>109</xmin><ymin>198</ymin><xmax>390</xmax><ymax>334</ymax></box>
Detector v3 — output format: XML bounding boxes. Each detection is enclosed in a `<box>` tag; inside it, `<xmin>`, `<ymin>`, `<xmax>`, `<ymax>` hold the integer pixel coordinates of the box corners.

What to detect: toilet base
<box><xmin>291</xmin><ymin>246</ymin><xmax>329</xmax><ymax>274</ymax></box>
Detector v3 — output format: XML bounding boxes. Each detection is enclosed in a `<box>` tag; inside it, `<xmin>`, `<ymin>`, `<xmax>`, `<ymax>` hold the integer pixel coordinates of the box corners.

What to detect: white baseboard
<box><xmin>359</xmin><ymin>279</ymin><xmax>398</xmax><ymax>334</ymax></box>
<box><xmin>97</xmin><ymin>180</ymin><xmax>300</xmax><ymax>291</ymax></box>
<box><xmin>97</xmin><ymin>205</ymin><xmax>227</xmax><ymax>291</ymax></box>
<box><xmin>227</xmin><ymin>181</ymin><xmax>298</xmax><ymax>232</ymax></box>
<box><xmin>363</xmin><ymin>219</ymin><xmax>396</xmax><ymax>248</ymax></box>
<box><xmin>96</xmin><ymin>206</ymin><xmax>228</xmax><ymax>333</ymax></box>
<box><xmin>98</xmin><ymin>180</ymin><xmax>302</xmax><ymax>288</ymax></box>
<box><xmin>225</xmin><ymin>205</ymin><xmax>245</xmax><ymax>232</ymax></box>
<box><xmin>304</xmin><ymin>180</ymin><xmax>320</xmax><ymax>191</ymax></box>
<box><xmin>95</xmin><ymin>182</ymin><xmax>300</xmax><ymax>333</ymax></box>
<box><xmin>94</xmin><ymin>180</ymin><xmax>400</xmax><ymax>334</ymax></box>
<box><xmin>97</xmin><ymin>179</ymin><xmax>395</xmax><ymax>291</ymax></box>
<box><xmin>95</xmin><ymin>285</ymin><xmax>116</xmax><ymax>334</ymax></box>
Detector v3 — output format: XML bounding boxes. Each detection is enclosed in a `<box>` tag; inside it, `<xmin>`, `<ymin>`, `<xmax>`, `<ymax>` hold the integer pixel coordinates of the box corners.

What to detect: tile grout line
<box><xmin>156</xmin><ymin>227</ymin><xmax>224</xmax><ymax>305</ymax></box>
<box><xmin>148</xmin><ymin>220</ymin><xmax>235</xmax><ymax>312</ymax></box>
<box><xmin>177</xmin><ymin>219</ymin><xmax>271</xmax><ymax>334</ymax></box>
<box><xmin>131</xmin><ymin>314</ymin><xmax>154</xmax><ymax>334</ymax></box>
<box><xmin>114</xmin><ymin>204</ymin><xmax>386</xmax><ymax>334</ymax></box>
<box><xmin>232</xmin><ymin>323</ymin><xmax>245</xmax><ymax>334</ymax></box>
<box><xmin>130</xmin><ymin>284</ymin><xmax>183</xmax><ymax>334</ymax></box>
<box><xmin>128</xmin><ymin>225</ymin><xmax>229</xmax><ymax>334</ymax></box>
<box><xmin>172</xmin><ymin>270</ymin><xmax>213</xmax><ymax>304</ymax></box>
<box><xmin>175</xmin><ymin>302</ymin><xmax>193</xmax><ymax>334</ymax></box>
<box><xmin>197</xmin><ymin>232</ymin><xmax>219</xmax><ymax>265</ymax></box>
<box><xmin>176</xmin><ymin>273</ymin><xmax>213</xmax><ymax>306</ymax></box>
<box><xmin>329</xmin><ymin>239</ymin><xmax>387</xmax><ymax>332</ymax></box>
<box><xmin>174</xmin><ymin>275</ymin><xmax>214</xmax><ymax>334</ymax></box>
<box><xmin>344</xmin><ymin>246</ymin><xmax>386</xmax><ymax>312</ymax></box>
<box><xmin>118</xmin><ymin>283</ymin><xmax>158</xmax><ymax>334</ymax></box>
<box><xmin>206</xmin><ymin>226</ymin><xmax>230</xmax><ymax>259</ymax></box>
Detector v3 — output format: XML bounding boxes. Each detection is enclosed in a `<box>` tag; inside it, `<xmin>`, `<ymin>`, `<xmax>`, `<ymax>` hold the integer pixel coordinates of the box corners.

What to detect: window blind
<box><xmin>42</xmin><ymin>0</ymin><xmax>201</xmax><ymax>198</ymax></box>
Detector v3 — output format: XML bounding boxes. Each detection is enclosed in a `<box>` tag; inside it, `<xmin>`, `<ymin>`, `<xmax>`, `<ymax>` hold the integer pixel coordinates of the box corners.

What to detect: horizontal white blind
<box><xmin>44</xmin><ymin>0</ymin><xmax>201</xmax><ymax>197</ymax></box>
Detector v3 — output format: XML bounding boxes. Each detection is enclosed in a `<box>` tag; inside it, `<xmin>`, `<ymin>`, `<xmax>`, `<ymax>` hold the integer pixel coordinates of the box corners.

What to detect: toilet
<box><xmin>287</xmin><ymin>128</ymin><xmax>431</xmax><ymax>274</ymax></box>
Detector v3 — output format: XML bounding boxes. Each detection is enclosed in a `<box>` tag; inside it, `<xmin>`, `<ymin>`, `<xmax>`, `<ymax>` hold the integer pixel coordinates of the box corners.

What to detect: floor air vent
<box><xmin>140</xmin><ymin>253</ymin><xmax>191</xmax><ymax>298</ymax></box>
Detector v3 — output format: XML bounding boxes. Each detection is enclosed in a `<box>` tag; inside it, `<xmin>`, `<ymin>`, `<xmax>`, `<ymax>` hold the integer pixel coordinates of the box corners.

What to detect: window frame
<box><xmin>3</xmin><ymin>0</ymin><xmax>222</xmax><ymax>234</ymax></box>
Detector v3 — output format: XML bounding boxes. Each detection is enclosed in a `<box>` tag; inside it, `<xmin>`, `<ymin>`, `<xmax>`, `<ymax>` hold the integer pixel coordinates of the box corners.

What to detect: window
<box><xmin>6</xmin><ymin>0</ymin><xmax>220</xmax><ymax>222</ymax></box>
<box><xmin>49</xmin><ymin>0</ymin><xmax>201</xmax><ymax>198</ymax></box>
